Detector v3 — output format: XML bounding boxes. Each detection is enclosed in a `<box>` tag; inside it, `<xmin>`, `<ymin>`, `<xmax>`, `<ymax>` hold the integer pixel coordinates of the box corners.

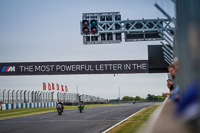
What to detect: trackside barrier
<box><xmin>1</xmin><ymin>102</ymin><xmax>57</xmax><ymax>110</ymax></box>
<box><xmin>138</xmin><ymin>97</ymin><xmax>191</xmax><ymax>133</ymax></box>
<box><xmin>0</xmin><ymin>90</ymin><xmax>107</xmax><ymax>105</ymax></box>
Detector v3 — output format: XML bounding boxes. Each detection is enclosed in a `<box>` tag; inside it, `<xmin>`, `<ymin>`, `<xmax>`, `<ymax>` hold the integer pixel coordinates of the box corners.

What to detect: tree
<box><xmin>122</xmin><ymin>96</ymin><xmax>129</xmax><ymax>101</ymax></box>
<box><xmin>140</xmin><ymin>98</ymin><xmax>146</xmax><ymax>101</ymax></box>
<box><xmin>146</xmin><ymin>94</ymin><xmax>166</xmax><ymax>102</ymax></box>
<box><xmin>135</xmin><ymin>96</ymin><xmax>141</xmax><ymax>101</ymax></box>
<box><xmin>146</xmin><ymin>94</ymin><xmax>153</xmax><ymax>101</ymax></box>
<box><xmin>122</xmin><ymin>96</ymin><xmax>134</xmax><ymax>101</ymax></box>
<box><xmin>157</xmin><ymin>95</ymin><xmax>167</xmax><ymax>101</ymax></box>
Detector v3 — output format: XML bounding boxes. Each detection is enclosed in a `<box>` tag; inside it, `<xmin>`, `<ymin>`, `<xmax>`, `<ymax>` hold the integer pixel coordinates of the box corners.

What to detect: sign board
<box><xmin>0</xmin><ymin>60</ymin><xmax>148</xmax><ymax>76</ymax></box>
<box><xmin>148</xmin><ymin>45</ymin><xmax>169</xmax><ymax>73</ymax></box>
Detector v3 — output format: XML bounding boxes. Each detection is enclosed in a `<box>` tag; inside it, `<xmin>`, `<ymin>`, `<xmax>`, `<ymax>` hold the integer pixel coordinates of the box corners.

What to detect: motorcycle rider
<box><xmin>78</xmin><ymin>100</ymin><xmax>84</xmax><ymax>107</ymax></box>
<box><xmin>78</xmin><ymin>100</ymin><xmax>84</xmax><ymax>113</ymax></box>
<box><xmin>57</xmin><ymin>101</ymin><xmax>64</xmax><ymax>112</ymax></box>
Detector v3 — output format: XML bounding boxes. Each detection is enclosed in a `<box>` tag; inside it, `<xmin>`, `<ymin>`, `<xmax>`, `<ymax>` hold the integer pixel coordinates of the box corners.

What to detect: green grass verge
<box><xmin>0</xmin><ymin>104</ymin><xmax>116</xmax><ymax>120</ymax></box>
<box><xmin>107</xmin><ymin>104</ymin><xmax>160</xmax><ymax>133</ymax></box>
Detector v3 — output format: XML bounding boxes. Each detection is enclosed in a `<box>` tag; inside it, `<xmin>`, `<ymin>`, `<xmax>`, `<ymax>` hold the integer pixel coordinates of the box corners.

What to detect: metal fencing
<box><xmin>0</xmin><ymin>90</ymin><xmax>55</xmax><ymax>103</ymax></box>
<box><xmin>57</xmin><ymin>92</ymin><xmax>78</xmax><ymax>103</ymax></box>
<box><xmin>81</xmin><ymin>94</ymin><xmax>107</xmax><ymax>104</ymax></box>
<box><xmin>0</xmin><ymin>89</ymin><xmax>107</xmax><ymax>104</ymax></box>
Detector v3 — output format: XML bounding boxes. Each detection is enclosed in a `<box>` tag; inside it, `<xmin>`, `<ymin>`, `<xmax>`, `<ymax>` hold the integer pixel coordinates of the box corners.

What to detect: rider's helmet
<box><xmin>79</xmin><ymin>100</ymin><xmax>83</xmax><ymax>104</ymax></box>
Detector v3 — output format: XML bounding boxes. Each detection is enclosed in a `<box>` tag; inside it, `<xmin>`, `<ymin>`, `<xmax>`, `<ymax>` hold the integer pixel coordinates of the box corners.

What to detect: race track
<box><xmin>0</xmin><ymin>103</ymin><xmax>159</xmax><ymax>133</ymax></box>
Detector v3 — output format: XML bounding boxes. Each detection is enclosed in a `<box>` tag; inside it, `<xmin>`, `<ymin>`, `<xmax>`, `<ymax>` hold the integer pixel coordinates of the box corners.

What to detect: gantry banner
<box><xmin>0</xmin><ymin>60</ymin><xmax>148</xmax><ymax>76</ymax></box>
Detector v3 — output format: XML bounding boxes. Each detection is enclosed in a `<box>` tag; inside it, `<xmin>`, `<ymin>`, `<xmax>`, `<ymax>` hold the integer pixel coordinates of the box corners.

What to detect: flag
<box><xmin>48</xmin><ymin>83</ymin><xmax>51</xmax><ymax>90</ymax></box>
<box><xmin>57</xmin><ymin>83</ymin><xmax>59</xmax><ymax>91</ymax></box>
<box><xmin>61</xmin><ymin>85</ymin><xmax>64</xmax><ymax>91</ymax></box>
<box><xmin>52</xmin><ymin>83</ymin><xmax>55</xmax><ymax>90</ymax></box>
<box><xmin>43</xmin><ymin>82</ymin><xmax>46</xmax><ymax>90</ymax></box>
<box><xmin>65</xmin><ymin>85</ymin><xmax>68</xmax><ymax>92</ymax></box>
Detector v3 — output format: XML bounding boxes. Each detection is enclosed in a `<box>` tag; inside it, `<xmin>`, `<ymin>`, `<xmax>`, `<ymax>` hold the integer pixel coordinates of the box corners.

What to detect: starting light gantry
<box><xmin>80</xmin><ymin>12</ymin><xmax>174</xmax><ymax>45</ymax></box>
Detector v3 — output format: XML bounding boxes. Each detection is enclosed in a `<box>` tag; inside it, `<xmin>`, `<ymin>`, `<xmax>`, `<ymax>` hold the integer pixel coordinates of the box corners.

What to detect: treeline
<box><xmin>121</xmin><ymin>94</ymin><xmax>167</xmax><ymax>102</ymax></box>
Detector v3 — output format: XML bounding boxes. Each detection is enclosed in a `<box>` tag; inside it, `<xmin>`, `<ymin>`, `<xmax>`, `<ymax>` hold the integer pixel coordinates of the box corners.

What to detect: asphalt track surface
<box><xmin>0</xmin><ymin>103</ymin><xmax>159</xmax><ymax>133</ymax></box>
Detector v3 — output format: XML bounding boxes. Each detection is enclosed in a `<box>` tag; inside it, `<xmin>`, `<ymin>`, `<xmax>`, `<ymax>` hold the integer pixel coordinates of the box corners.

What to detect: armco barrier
<box><xmin>1</xmin><ymin>102</ymin><xmax>57</xmax><ymax>110</ymax></box>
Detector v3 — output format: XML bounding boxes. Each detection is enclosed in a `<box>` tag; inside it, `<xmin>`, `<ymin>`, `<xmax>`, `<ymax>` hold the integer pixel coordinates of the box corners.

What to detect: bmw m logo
<box><xmin>2</xmin><ymin>66</ymin><xmax>15</xmax><ymax>72</ymax></box>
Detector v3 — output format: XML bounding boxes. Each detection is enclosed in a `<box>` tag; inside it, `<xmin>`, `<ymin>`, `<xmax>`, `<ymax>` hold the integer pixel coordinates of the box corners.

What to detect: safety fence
<box><xmin>0</xmin><ymin>90</ymin><xmax>55</xmax><ymax>103</ymax></box>
<box><xmin>81</xmin><ymin>94</ymin><xmax>107</xmax><ymax>104</ymax></box>
<box><xmin>0</xmin><ymin>89</ymin><xmax>107</xmax><ymax>110</ymax></box>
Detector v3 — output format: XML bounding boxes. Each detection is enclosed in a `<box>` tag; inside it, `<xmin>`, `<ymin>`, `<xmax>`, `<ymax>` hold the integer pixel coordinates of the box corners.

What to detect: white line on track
<box><xmin>101</xmin><ymin>108</ymin><xmax>146</xmax><ymax>133</ymax></box>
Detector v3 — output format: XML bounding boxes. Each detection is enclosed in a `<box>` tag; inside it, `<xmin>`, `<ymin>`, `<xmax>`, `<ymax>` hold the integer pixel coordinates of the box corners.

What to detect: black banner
<box><xmin>148</xmin><ymin>45</ymin><xmax>168</xmax><ymax>73</ymax></box>
<box><xmin>0</xmin><ymin>60</ymin><xmax>148</xmax><ymax>76</ymax></box>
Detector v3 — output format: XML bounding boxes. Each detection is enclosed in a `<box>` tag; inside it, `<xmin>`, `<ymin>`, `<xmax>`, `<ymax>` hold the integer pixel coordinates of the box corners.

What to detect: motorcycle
<box><xmin>78</xmin><ymin>104</ymin><xmax>84</xmax><ymax>113</ymax></box>
<box><xmin>57</xmin><ymin>103</ymin><xmax>63</xmax><ymax>115</ymax></box>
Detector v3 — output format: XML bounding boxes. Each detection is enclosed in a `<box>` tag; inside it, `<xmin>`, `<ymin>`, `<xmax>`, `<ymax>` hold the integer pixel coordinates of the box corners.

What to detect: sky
<box><xmin>0</xmin><ymin>0</ymin><xmax>175</xmax><ymax>99</ymax></box>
